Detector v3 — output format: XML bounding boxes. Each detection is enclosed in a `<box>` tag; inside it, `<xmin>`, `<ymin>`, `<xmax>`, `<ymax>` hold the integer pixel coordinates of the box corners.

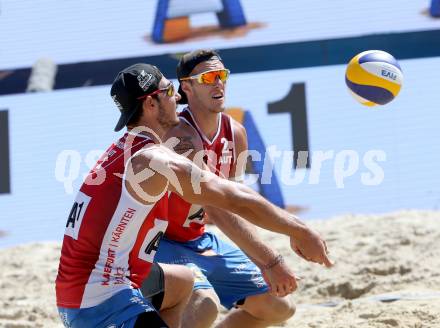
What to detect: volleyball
<box><xmin>345</xmin><ymin>50</ymin><xmax>403</xmax><ymax>106</ymax></box>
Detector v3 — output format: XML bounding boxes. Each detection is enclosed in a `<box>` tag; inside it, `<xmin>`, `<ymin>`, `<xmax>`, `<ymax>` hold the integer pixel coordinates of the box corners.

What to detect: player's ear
<box><xmin>181</xmin><ymin>81</ymin><xmax>192</xmax><ymax>95</ymax></box>
<box><xmin>139</xmin><ymin>97</ymin><xmax>155</xmax><ymax>118</ymax></box>
<box><xmin>143</xmin><ymin>95</ymin><xmax>157</xmax><ymax>109</ymax></box>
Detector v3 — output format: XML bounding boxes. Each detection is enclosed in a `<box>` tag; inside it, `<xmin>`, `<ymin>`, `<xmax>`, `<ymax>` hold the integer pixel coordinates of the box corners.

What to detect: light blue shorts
<box><xmin>155</xmin><ymin>232</ymin><xmax>268</xmax><ymax>309</ymax></box>
<box><xmin>58</xmin><ymin>288</ymin><xmax>156</xmax><ymax>328</ymax></box>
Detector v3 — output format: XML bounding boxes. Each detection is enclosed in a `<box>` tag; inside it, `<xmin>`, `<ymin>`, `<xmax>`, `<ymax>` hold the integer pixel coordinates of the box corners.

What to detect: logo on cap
<box><xmin>137</xmin><ymin>70</ymin><xmax>154</xmax><ymax>91</ymax></box>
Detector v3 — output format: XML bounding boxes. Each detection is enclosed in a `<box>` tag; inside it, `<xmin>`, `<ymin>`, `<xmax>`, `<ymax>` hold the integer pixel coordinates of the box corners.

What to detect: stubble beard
<box><xmin>158</xmin><ymin>104</ymin><xmax>179</xmax><ymax>129</ymax></box>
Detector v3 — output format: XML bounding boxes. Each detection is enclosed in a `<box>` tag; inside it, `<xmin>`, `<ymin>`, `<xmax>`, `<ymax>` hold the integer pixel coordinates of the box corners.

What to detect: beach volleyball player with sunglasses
<box><xmin>152</xmin><ymin>49</ymin><xmax>332</xmax><ymax>328</ymax></box>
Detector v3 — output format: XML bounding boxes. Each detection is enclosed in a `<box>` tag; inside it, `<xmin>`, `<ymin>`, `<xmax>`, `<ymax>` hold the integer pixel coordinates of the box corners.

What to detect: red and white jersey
<box><xmin>165</xmin><ymin>107</ymin><xmax>236</xmax><ymax>242</ymax></box>
<box><xmin>56</xmin><ymin>132</ymin><xmax>168</xmax><ymax>309</ymax></box>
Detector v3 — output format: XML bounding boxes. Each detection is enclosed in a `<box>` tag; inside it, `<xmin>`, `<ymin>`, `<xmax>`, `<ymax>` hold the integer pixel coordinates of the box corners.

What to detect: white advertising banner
<box><xmin>0</xmin><ymin>56</ymin><xmax>439</xmax><ymax>247</ymax></box>
<box><xmin>0</xmin><ymin>0</ymin><xmax>438</xmax><ymax>69</ymax></box>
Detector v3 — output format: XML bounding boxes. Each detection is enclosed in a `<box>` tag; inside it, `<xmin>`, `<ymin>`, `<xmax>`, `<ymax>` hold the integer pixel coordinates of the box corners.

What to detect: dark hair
<box><xmin>176</xmin><ymin>49</ymin><xmax>223</xmax><ymax>104</ymax></box>
<box><xmin>177</xmin><ymin>49</ymin><xmax>221</xmax><ymax>79</ymax></box>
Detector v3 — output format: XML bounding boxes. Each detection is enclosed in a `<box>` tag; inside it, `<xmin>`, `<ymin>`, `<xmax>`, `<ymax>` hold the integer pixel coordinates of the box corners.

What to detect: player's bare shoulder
<box><xmin>230</xmin><ymin>117</ymin><xmax>245</xmax><ymax>134</ymax></box>
<box><xmin>229</xmin><ymin>116</ymin><xmax>248</xmax><ymax>161</ymax></box>
<box><xmin>164</xmin><ymin>118</ymin><xmax>204</xmax><ymax>161</ymax></box>
<box><xmin>230</xmin><ymin>118</ymin><xmax>247</xmax><ymax>149</ymax></box>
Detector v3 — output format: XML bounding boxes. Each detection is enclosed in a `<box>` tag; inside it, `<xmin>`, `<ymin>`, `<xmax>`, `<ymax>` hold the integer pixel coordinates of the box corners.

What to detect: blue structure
<box><xmin>152</xmin><ymin>0</ymin><xmax>246</xmax><ymax>43</ymax></box>
<box><xmin>152</xmin><ymin>0</ymin><xmax>170</xmax><ymax>43</ymax></box>
<box><xmin>431</xmin><ymin>0</ymin><xmax>440</xmax><ymax>17</ymax></box>
<box><xmin>217</xmin><ymin>0</ymin><xmax>247</xmax><ymax>28</ymax></box>
<box><xmin>243</xmin><ymin>111</ymin><xmax>285</xmax><ymax>208</ymax></box>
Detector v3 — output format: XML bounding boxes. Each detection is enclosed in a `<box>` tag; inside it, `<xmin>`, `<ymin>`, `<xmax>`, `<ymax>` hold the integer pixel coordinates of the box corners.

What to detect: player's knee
<box><xmin>265</xmin><ymin>296</ymin><xmax>295</xmax><ymax>322</ymax></box>
<box><xmin>174</xmin><ymin>266</ymin><xmax>195</xmax><ymax>302</ymax></box>
<box><xmin>245</xmin><ymin>294</ymin><xmax>295</xmax><ymax>323</ymax></box>
<box><xmin>273</xmin><ymin>297</ymin><xmax>296</xmax><ymax>321</ymax></box>
<box><xmin>161</xmin><ymin>264</ymin><xmax>194</xmax><ymax>306</ymax></box>
<box><xmin>192</xmin><ymin>289</ymin><xmax>220</xmax><ymax>322</ymax></box>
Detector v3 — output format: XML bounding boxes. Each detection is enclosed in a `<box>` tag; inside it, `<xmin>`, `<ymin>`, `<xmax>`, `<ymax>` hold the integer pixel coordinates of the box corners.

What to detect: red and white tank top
<box><xmin>165</xmin><ymin>107</ymin><xmax>235</xmax><ymax>242</ymax></box>
<box><xmin>56</xmin><ymin>132</ymin><xmax>168</xmax><ymax>308</ymax></box>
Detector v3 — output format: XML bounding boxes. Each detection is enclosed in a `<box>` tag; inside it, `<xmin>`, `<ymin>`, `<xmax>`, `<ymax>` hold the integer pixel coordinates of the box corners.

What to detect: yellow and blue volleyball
<box><xmin>345</xmin><ymin>50</ymin><xmax>403</xmax><ymax>106</ymax></box>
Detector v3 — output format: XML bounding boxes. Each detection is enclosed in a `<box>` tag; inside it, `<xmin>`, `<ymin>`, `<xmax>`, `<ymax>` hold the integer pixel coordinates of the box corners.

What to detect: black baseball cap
<box><xmin>111</xmin><ymin>63</ymin><xmax>163</xmax><ymax>132</ymax></box>
<box><xmin>176</xmin><ymin>49</ymin><xmax>223</xmax><ymax>104</ymax></box>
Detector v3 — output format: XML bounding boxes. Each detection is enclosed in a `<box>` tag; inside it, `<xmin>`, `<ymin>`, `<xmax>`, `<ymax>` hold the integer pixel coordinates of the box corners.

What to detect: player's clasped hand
<box><xmin>262</xmin><ymin>255</ymin><xmax>301</xmax><ymax>297</ymax></box>
<box><xmin>290</xmin><ymin>227</ymin><xmax>334</xmax><ymax>268</ymax></box>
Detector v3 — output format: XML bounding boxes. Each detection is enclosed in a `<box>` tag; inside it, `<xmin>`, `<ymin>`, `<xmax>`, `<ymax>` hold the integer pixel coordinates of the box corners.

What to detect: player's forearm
<box><xmin>205</xmin><ymin>206</ymin><xmax>278</xmax><ymax>267</ymax></box>
<box><xmin>229</xmin><ymin>183</ymin><xmax>309</xmax><ymax>239</ymax></box>
<box><xmin>183</xmin><ymin>164</ymin><xmax>309</xmax><ymax>239</ymax></box>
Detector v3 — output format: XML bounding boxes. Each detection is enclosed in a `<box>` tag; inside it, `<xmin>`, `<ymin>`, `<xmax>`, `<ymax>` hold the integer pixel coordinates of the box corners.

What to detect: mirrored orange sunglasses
<box><xmin>180</xmin><ymin>69</ymin><xmax>230</xmax><ymax>85</ymax></box>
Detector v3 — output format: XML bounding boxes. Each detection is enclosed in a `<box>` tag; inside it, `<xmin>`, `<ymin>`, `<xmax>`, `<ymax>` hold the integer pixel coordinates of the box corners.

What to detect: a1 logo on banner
<box><xmin>152</xmin><ymin>0</ymin><xmax>247</xmax><ymax>43</ymax></box>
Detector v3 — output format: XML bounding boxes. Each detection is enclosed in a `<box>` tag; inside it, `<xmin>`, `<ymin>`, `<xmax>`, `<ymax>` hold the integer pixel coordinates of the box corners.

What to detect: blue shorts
<box><xmin>155</xmin><ymin>232</ymin><xmax>268</xmax><ymax>309</ymax></box>
<box><xmin>58</xmin><ymin>289</ymin><xmax>157</xmax><ymax>328</ymax></box>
